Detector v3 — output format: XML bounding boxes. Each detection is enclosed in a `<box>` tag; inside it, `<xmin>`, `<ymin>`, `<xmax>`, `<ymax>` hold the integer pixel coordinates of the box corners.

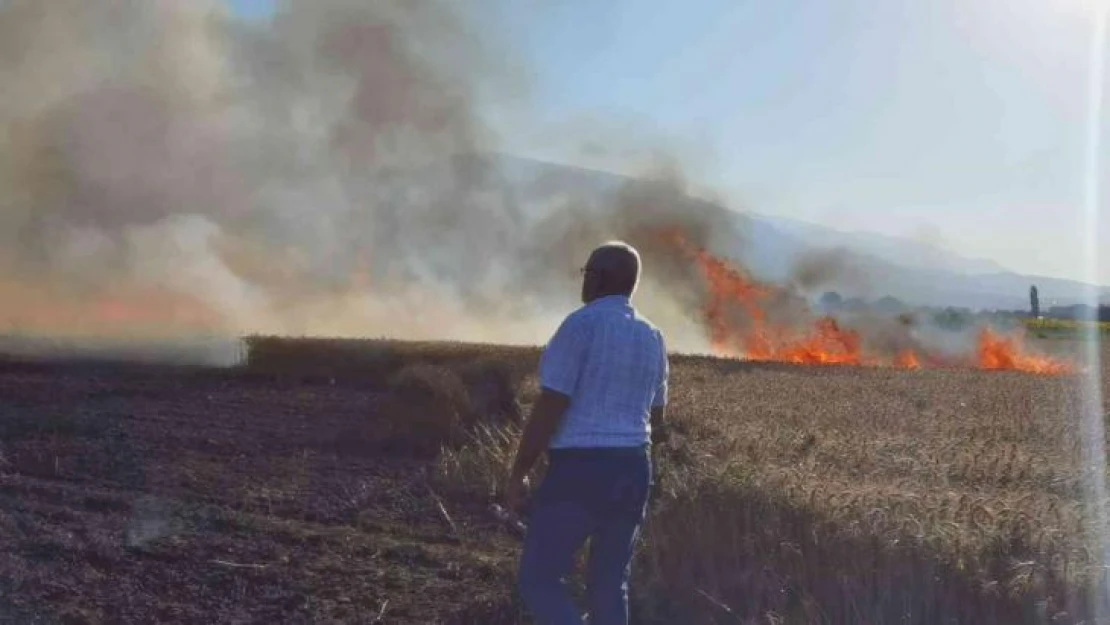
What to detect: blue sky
<box><xmin>229</xmin><ymin>0</ymin><xmax>1109</xmax><ymax>284</ymax></box>
<box><xmin>227</xmin><ymin>0</ymin><xmax>273</xmax><ymax>20</ymax></box>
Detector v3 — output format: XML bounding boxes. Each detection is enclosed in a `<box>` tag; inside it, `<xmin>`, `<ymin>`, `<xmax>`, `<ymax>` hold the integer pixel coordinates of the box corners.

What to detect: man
<box><xmin>505</xmin><ymin>241</ymin><xmax>669</xmax><ymax>625</ymax></box>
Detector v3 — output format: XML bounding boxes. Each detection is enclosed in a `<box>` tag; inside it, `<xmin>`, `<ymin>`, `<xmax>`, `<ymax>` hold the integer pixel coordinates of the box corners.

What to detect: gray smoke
<box><xmin>789</xmin><ymin>247</ymin><xmax>873</xmax><ymax>295</ymax></box>
<box><xmin>0</xmin><ymin>0</ymin><xmax>732</xmax><ymax>357</ymax></box>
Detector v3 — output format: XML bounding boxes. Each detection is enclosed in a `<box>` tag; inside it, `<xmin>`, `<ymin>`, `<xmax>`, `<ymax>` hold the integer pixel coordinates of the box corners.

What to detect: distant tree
<box><xmin>1051</xmin><ymin>304</ymin><xmax>1099</xmax><ymax>321</ymax></box>
<box><xmin>874</xmin><ymin>296</ymin><xmax>907</xmax><ymax>314</ymax></box>
<box><xmin>843</xmin><ymin>297</ymin><xmax>868</xmax><ymax>312</ymax></box>
<box><xmin>1030</xmin><ymin>285</ymin><xmax>1040</xmax><ymax>318</ymax></box>
<box><xmin>935</xmin><ymin>307</ymin><xmax>972</xmax><ymax>331</ymax></box>
<box><xmin>819</xmin><ymin>291</ymin><xmax>843</xmax><ymax>311</ymax></box>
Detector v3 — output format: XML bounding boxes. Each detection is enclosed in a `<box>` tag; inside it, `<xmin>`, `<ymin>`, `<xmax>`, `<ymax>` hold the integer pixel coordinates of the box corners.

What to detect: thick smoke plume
<box><xmin>0</xmin><ymin>2</ymin><xmax>1069</xmax><ymax>373</ymax></box>
<box><xmin>0</xmin><ymin>0</ymin><xmax>732</xmax><ymax>360</ymax></box>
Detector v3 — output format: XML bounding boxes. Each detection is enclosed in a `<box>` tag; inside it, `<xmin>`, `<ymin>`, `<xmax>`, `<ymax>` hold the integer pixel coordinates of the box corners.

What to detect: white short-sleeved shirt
<box><xmin>538</xmin><ymin>294</ymin><xmax>668</xmax><ymax>449</ymax></box>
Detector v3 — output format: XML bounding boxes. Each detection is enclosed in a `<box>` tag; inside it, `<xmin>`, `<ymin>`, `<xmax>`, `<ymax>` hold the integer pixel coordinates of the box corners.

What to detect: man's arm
<box><xmin>650</xmin><ymin>404</ymin><xmax>667</xmax><ymax>445</ymax></box>
<box><xmin>504</xmin><ymin>314</ymin><xmax>586</xmax><ymax>512</ymax></box>
<box><xmin>650</xmin><ymin>333</ymin><xmax>669</xmax><ymax>445</ymax></box>
<box><xmin>509</xmin><ymin>388</ymin><xmax>570</xmax><ymax>483</ymax></box>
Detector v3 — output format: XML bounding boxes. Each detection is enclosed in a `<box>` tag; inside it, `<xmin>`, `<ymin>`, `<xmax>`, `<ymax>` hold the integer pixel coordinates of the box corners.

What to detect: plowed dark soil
<box><xmin>0</xmin><ymin>361</ymin><xmax>525</xmax><ymax>624</ymax></box>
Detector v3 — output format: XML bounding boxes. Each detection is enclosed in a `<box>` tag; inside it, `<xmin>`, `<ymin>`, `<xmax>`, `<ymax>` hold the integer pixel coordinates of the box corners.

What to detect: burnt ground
<box><xmin>0</xmin><ymin>361</ymin><xmax>527</xmax><ymax>624</ymax></box>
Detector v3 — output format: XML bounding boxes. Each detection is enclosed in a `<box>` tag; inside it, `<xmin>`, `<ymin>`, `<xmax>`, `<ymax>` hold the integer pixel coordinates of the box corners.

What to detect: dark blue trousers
<box><xmin>516</xmin><ymin>445</ymin><xmax>652</xmax><ymax>625</ymax></box>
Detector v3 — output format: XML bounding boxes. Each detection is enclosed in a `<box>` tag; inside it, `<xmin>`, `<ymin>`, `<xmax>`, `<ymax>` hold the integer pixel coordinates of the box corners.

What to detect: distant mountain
<box><xmin>486</xmin><ymin>154</ymin><xmax>1110</xmax><ymax>311</ymax></box>
<box><xmin>755</xmin><ymin>214</ymin><xmax>1010</xmax><ymax>276</ymax></box>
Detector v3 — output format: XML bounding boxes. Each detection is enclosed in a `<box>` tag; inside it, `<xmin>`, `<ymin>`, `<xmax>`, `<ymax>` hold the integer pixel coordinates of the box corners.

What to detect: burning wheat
<box><xmin>654</xmin><ymin>228</ymin><xmax>1074</xmax><ymax>375</ymax></box>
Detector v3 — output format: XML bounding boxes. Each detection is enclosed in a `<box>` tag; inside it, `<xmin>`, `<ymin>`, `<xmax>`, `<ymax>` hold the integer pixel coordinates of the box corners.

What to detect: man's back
<box><xmin>538</xmin><ymin>294</ymin><xmax>668</xmax><ymax>449</ymax></box>
<box><xmin>510</xmin><ymin>242</ymin><xmax>666</xmax><ymax>625</ymax></box>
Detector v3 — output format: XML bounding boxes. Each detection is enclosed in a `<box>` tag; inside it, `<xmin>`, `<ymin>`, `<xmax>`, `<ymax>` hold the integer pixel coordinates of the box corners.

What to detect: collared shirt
<box><xmin>539</xmin><ymin>294</ymin><xmax>669</xmax><ymax>449</ymax></box>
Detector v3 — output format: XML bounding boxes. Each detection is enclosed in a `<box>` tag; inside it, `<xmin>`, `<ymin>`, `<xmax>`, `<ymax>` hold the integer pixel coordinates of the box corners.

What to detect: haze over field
<box><xmin>0</xmin><ymin>0</ymin><xmax>730</xmax><ymax>352</ymax></box>
<box><xmin>0</xmin><ymin>1</ymin><xmax>1099</xmax><ymax>369</ymax></box>
<box><xmin>1</xmin><ymin>4</ymin><xmax>1108</xmax><ymax>623</ymax></box>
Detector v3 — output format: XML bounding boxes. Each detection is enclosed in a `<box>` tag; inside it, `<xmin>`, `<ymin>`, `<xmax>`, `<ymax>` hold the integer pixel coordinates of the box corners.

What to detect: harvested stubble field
<box><xmin>0</xmin><ymin>337</ymin><xmax>1107</xmax><ymax>624</ymax></box>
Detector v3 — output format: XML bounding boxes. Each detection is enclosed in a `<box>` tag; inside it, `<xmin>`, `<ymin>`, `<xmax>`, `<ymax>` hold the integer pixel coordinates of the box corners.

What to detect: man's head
<box><xmin>581</xmin><ymin>241</ymin><xmax>641</xmax><ymax>303</ymax></box>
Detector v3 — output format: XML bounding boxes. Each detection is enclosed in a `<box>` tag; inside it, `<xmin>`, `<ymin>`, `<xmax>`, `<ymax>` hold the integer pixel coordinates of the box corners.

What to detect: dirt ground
<box><xmin>0</xmin><ymin>338</ymin><xmax>1105</xmax><ymax>624</ymax></box>
<box><xmin>0</xmin><ymin>360</ymin><xmax>527</xmax><ymax>624</ymax></box>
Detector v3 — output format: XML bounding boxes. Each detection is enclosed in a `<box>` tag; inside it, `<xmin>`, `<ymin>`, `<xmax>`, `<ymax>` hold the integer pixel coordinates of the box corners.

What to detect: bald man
<box><xmin>506</xmin><ymin>241</ymin><xmax>669</xmax><ymax>625</ymax></box>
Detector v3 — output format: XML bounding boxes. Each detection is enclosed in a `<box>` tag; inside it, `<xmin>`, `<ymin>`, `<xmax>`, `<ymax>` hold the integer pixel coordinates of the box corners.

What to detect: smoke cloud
<box><xmin>8</xmin><ymin>0</ymin><xmax>1031</xmax><ymax>372</ymax></box>
<box><xmin>789</xmin><ymin>247</ymin><xmax>874</xmax><ymax>295</ymax></box>
<box><xmin>0</xmin><ymin>0</ymin><xmax>740</xmax><ymax>361</ymax></box>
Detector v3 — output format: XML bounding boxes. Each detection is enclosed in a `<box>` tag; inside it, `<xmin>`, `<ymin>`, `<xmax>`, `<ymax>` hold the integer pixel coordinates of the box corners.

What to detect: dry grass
<box><xmin>631</xmin><ymin>356</ymin><xmax>1104</xmax><ymax>624</ymax></box>
<box><xmin>433</xmin><ymin>422</ymin><xmax>521</xmax><ymax>501</ymax></box>
<box><xmin>1024</xmin><ymin>319</ymin><xmax>1110</xmax><ymax>339</ymax></box>
<box><xmin>243</xmin><ymin>335</ymin><xmax>539</xmax><ymax>387</ymax></box>
<box><xmin>244</xmin><ymin>337</ymin><xmax>1110</xmax><ymax>624</ymax></box>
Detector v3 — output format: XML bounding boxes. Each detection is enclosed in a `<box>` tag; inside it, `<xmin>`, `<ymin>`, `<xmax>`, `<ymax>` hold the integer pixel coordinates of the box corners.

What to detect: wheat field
<box><xmin>430</xmin><ymin>339</ymin><xmax>1110</xmax><ymax>624</ymax></box>
<box><xmin>1</xmin><ymin>336</ymin><xmax>1106</xmax><ymax>623</ymax></box>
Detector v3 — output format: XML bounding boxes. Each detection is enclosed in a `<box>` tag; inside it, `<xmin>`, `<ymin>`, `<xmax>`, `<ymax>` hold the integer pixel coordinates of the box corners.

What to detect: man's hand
<box><xmin>505</xmin><ymin>388</ymin><xmax>570</xmax><ymax>514</ymax></box>
<box><xmin>504</xmin><ymin>472</ymin><xmax>531</xmax><ymax>515</ymax></box>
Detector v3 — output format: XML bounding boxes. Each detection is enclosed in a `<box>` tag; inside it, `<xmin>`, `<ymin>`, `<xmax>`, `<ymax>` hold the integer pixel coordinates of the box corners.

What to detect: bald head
<box><xmin>581</xmin><ymin>241</ymin><xmax>641</xmax><ymax>303</ymax></box>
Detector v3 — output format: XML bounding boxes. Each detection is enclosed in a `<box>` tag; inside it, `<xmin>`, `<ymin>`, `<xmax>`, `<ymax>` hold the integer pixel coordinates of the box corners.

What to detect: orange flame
<box><xmin>659</xmin><ymin>228</ymin><xmax>869</xmax><ymax>365</ymax></box>
<box><xmin>655</xmin><ymin>227</ymin><xmax>1072</xmax><ymax>375</ymax></box>
<box><xmin>1</xmin><ymin>281</ymin><xmax>223</xmax><ymax>337</ymax></box>
<box><xmin>977</xmin><ymin>327</ymin><xmax>1072</xmax><ymax>375</ymax></box>
<box><xmin>894</xmin><ymin>349</ymin><xmax>921</xmax><ymax>370</ymax></box>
